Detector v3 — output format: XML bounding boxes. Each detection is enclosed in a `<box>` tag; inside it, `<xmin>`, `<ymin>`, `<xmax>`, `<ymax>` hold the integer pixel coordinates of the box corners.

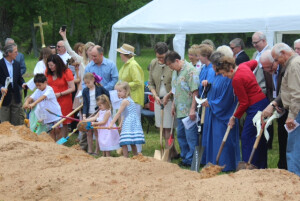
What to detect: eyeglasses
<box><xmin>230</xmin><ymin>46</ymin><xmax>236</xmax><ymax>50</ymax></box>
<box><xmin>252</xmin><ymin>39</ymin><xmax>262</xmax><ymax>45</ymax></box>
<box><xmin>56</xmin><ymin>45</ymin><xmax>64</xmax><ymax>48</ymax></box>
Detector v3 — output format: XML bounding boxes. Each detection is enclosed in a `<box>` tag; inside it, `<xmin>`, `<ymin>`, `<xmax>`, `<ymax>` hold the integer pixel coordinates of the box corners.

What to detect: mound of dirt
<box><xmin>0</xmin><ymin>122</ymin><xmax>300</xmax><ymax>201</ymax></box>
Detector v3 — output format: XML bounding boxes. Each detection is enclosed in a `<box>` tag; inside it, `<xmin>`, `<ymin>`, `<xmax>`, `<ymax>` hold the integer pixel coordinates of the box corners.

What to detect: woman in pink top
<box><xmin>215</xmin><ymin>56</ymin><xmax>269</xmax><ymax>169</ymax></box>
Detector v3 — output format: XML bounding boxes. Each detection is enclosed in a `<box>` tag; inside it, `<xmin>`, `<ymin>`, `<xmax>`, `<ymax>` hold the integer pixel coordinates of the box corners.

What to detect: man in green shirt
<box><xmin>165</xmin><ymin>51</ymin><xmax>199</xmax><ymax>166</ymax></box>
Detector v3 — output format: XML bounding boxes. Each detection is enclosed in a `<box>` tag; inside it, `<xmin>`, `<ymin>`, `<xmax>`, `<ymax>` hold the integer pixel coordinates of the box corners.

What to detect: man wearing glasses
<box><xmin>293</xmin><ymin>39</ymin><xmax>300</xmax><ymax>55</ymax></box>
<box><xmin>229</xmin><ymin>38</ymin><xmax>249</xmax><ymax>65</ymax></box>
<box><xmin>56</xmin><ymin>40</ymin><xmax>70</xmax><ymax>65</ymax></box>
<box><xmin>252</xmin><ymin>32</ymin><xmax>272</xmax><ymax>94</ymax></box>
<box><xmin>260</xmin><ymin>50</ymin><xmax>288</xmax><ymax>170</ymax></box>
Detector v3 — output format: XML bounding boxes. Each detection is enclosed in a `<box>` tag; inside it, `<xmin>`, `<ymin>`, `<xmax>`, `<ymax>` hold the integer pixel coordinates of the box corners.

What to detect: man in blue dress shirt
<box><xmin>84</xmin><ymin>45</ymin><xmax>118</xmax><ymax>91</ymax></box>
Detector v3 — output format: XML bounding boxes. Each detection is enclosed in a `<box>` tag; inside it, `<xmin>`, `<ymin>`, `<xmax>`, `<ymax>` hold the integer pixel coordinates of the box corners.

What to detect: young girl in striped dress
<box><xmin>108</xmin><ymin>81</ymin><xmax>145</xmax><ymax>157</ymax></box>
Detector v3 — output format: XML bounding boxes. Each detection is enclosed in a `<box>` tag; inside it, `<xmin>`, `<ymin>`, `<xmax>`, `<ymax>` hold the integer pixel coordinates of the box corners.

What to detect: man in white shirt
<box><xmin>56</xmin><ymin>40</ymin><xmax>70</xmax><ymax>65</ymax></box>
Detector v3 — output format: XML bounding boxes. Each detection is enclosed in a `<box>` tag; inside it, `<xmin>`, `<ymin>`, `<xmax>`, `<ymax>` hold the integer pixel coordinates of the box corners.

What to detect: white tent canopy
<box><xmin>109</xmin><ymin>0</ymin><xmax>300</xmax><ymax>63</ymax></box>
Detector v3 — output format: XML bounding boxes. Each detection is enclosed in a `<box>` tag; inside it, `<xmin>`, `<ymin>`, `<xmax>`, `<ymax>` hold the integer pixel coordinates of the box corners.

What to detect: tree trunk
<box><xmin>149</xmin><ymin>34</ymin><xmax>156</xmax><ymax>48</ymax></box>
<box><xmin>0</xmin><ymin>7</ymin><xmax>14</xmax><ymax>45</ymax></box>
<box><xmin>31</xmin><ymin>22</ymin><xmax>38</xmax><ymax>57</ymax></box>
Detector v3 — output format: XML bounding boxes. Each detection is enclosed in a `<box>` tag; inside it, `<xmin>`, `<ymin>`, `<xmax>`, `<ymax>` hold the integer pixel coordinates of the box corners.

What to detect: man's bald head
<box><xmin>91</xmin><ymin>45</ymin><xmax>104</xmax><ymax>65</ymax></box>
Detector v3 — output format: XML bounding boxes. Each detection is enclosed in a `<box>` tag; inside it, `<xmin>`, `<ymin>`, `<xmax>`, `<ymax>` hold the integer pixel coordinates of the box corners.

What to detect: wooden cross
<box><xmin>34</xmin><ymin>16</ymin><xmax>48</xmax><ymax>48</ymax></box>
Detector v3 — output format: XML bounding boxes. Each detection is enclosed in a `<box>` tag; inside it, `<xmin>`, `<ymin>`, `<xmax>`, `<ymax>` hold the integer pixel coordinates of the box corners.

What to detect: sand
<box><xmin>1</xmin><ymin>122</ymin><xmax>300</xmax><ymax>201</ymax></box>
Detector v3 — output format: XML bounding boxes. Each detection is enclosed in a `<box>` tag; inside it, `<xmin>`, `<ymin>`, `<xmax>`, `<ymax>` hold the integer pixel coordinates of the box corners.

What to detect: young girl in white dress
<box><xmin>109</xmin><ymin>81</ymin><xmax>145</xmax><ymax>157</ymax></box>
<box><xmin>85</xmin><ymin>94</ymin><xmax>120</xmax><ymax>157</ymax></box>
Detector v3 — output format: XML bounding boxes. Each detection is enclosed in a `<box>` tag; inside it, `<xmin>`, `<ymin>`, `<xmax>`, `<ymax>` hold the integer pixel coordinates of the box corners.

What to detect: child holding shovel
<box><xmin>82</xmin><ymin>73</ymin><xmax>110</xmax><ymax>155</ymax></box>
<box><xmin>108</xmin><ymin>81</ymin><xmax>145</xmax><ymax>157</ymax></box>
<box><xmin>23</xmin><ymin>74</ymin><xmax>62</xmax><ymax>141</ymax></box>
<box><xmin>83</xmin><ymin>94</ymin><xmax>120</xmax><ymax>157</ymax></box>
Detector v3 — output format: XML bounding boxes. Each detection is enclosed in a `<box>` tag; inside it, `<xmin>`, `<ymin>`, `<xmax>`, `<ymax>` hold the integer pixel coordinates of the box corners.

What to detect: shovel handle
<box><xmin>160</xmin><ymin>104</ymin><xmax>164</xmax><ymax>153</ymax></box>
<box><xmin>0</xmin><ymin>93</ymin><xmax>6</xmax><ymax>108</ymax></box>
<box><xmin>51</xmin><ymin>104</ymin><xmax>83</xmax><ymax>129</ymax></box>
<box><xmin>201</xmin><ymin>106</ymin><xmax>205</xmax><ymax>124</ymax></box>
<box><xmin>216</xmin><ymin>126</ymin><xmax>231</xmax><ymax>164</ymax></box>
<box><xmin>92</xmin><ymin>127</ymin><xmax>119</xmax><ymax>129</ymax></box>
<box><xmin>46</xmin><ymin>109</ymin><xmax>80</xmax><ymax>122</ymax></box>
<box><xmin>248</xmin><ymin>121</ymin><xmax>266</xmax><ymax>164</ymax></box>
<box><xmin>216</xmin><ymin>103</ymin><xmax>239</xmax><ymax>164</ymax></box>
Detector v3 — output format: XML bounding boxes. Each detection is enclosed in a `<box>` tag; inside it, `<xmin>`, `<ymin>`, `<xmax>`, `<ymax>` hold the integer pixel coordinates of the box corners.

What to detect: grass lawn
<box><xmin>23</xmin><ymin>47</ymin><xmax>280</xmax><ymax>170</ymax></box>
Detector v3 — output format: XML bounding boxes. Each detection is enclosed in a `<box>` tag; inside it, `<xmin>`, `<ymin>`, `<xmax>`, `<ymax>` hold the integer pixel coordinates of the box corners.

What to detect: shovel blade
<box><xmin>237</xmin><ymin>161</ymin><xmax>257</xmax><ymax>171</ymax></box>
<box><xmin>191</xmin><ymin>146</ymin><xmax>201</xmax><ymax>171</ymax></box>
<box><xmin>154</xmin><ymin>150</ymin><xmax>162</xmax><ymax>160</ymax></box>
<box><xmin>161</xmin><ymin>148</ymin><xmax>171</xmax><ymax>162</ymax></box>
<box><xmin>56</xmin><ymin>137</ymin><xmax>68</xmax><ymax>145</ymax></box>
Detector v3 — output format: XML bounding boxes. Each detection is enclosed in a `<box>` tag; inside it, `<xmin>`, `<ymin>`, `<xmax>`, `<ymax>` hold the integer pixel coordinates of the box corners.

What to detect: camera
<box><xmin>61</xmin><ymin>25</ymin><xmax>67</xmax><ymax>32</ymax></box>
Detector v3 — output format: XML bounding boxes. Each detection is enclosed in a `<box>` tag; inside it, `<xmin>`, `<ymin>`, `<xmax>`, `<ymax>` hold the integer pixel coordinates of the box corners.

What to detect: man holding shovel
<box><xmin>165</xmin><ymin>51</ymin><xmax>199</xmax><ymax>167</ymax></box>
<box><xmin>263</xmin><ymin>43</ymin><xmax>300</xmax><ymax>176</ymax></box>
<box><xmin>0</xmin><ymin>43</ymin><xmax>26</xmax><ymax>125</ymax></box>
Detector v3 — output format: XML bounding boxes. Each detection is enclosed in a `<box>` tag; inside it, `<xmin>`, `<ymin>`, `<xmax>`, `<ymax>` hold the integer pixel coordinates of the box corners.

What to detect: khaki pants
<box><xmin>0</xmin><ymin>93</ymin><xmax>23</xmax><ymax>126</ymax></box>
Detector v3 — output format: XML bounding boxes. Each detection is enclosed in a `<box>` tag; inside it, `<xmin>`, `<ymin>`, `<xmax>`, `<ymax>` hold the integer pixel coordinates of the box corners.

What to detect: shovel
<box><xmin>154</xmin><ymin>104</ymin><xmax>164</xmax><ymax>160</ymax></box>
<box><xmin>191</xmin><ymin>84</ymin><xmax>211</xmax><ymax>172</ymax></box>
<box><xmin>46</xmin><ymin>109</ymin><xmax>80</xmax><ymax>122</ymax></box>
<box><xmin>56</xmin><ymin>109</ymin><xmax>100</xmax><ymax>144</ymax></box>
<box><xmin>24</xmin><ymin>109</ymin><xmax>31</xmax><ymax>128</ymax></box>
<box><xmin>76</xmin><ymin>121</ymin><xmax>119</xmax><ymax>132</ymax></box>
<box><xmin>237</xmin><ymin>121</ymin><xmax>266</xmax><ymax>170</ymax></box>
<box><xmin>161</xmin><ymin>116</ymin><xmax>175</xmax><ymax>162</ymax></box>
<box><xmin>48</xmin><ymin>104</ymin><xmax>83</xmax><ymax>133</ymax></box>
<box><xmin>0</xmin><ymin>77</ymin><xmax>12</xmax><ymax>108</ymax></box>
<box><xmin>56</xmin><ymin>129</ymin><xmax>78</xmax><ymax>144</ymax></box>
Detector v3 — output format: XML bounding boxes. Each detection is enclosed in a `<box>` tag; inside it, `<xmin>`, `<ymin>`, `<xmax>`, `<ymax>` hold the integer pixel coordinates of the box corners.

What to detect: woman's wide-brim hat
<box><xmin>116</xmin><ymin>43</ymin><xmax>136</xmax><ymax>55</ymax></box>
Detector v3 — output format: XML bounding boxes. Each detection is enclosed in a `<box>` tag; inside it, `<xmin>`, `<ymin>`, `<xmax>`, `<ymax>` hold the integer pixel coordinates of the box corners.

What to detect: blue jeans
<box><xmin>287</xmin><ymin>112</ymin><xmax>300</xmax><ymax>176</ymax></box>
<box><xmin>241</xmin><ymin>98</ymin><xmax>269</xmax><ymax>169</ymax></box>
<box><xmin>177</xmin><ymin>118</ymin><xmax>199</xmax><ymax>165</ymax></box>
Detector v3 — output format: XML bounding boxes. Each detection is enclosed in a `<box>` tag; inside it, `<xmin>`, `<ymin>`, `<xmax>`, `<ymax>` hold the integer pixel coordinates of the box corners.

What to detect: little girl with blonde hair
<box><xmin>109</xmin><ymin>81</ymin><xmax>145</xmax><ymax>157</ymax></box>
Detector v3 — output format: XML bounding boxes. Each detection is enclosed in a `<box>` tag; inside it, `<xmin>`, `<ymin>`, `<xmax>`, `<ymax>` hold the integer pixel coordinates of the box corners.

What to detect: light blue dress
<box><xmin>120</xmin><ymin>97</ymin><xmax>145</xmax><ymax>146</ymax></box>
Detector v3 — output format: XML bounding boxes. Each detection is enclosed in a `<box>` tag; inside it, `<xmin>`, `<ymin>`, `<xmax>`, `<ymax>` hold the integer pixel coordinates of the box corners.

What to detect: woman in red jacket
<box><xmin>215</xmin><ymin>56</ymin><xmax>269</xmax><ymax>169</ymax></box>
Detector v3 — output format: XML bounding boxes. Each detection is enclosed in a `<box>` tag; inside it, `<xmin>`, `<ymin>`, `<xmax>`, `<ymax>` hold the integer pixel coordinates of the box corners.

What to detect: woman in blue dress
<box><xmin>201</xmin><ymin>49</ymin><xmax>240</xmax><ymax>171</ymax></box>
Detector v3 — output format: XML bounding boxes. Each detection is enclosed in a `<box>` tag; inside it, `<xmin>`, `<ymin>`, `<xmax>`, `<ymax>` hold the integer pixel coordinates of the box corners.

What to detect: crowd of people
<box><xmin>0</xmin><ymin>30</ymin><xmax>300</xmax><ymax>176</ymax></box>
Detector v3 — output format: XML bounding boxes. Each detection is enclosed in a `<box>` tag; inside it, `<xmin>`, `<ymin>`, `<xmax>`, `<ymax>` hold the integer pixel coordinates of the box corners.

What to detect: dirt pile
<box><xmin>0</xmin><ymin>122</ymin><xmax>300</xmax><ymax>201</ymax></box>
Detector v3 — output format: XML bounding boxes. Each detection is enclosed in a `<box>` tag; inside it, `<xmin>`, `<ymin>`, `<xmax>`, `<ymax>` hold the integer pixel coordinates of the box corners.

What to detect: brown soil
<box><xmin>200</xmin><ymin>163</ymin><xmax>225</xmax><ymax>179</ymax></box>
<box><xmin>1</xmin><ymin>122</ymin><xmax>300</xmax><ymax>201</ymax></box>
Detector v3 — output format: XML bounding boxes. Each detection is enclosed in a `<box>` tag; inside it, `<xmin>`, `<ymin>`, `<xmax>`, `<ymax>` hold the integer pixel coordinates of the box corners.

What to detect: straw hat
<box><xmin>116</xmin><ymin>43</ymin><xmax>136</xmax><ymax>55</ymax></box>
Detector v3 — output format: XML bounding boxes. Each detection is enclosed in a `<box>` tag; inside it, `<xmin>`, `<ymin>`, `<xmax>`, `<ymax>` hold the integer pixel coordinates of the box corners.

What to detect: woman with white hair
<box><xmin>215</xmin><ymin>56</ymin><xmax>269</xmax><ymax>169</ymax></box>
<box><xmin>200</xmin><ymin>47</ymin><xmax>240</xmax><ymax>171</ymax></box>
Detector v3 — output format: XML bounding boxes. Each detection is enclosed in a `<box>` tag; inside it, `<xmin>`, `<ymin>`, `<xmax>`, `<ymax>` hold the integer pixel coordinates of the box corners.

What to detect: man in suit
<box><xmin>5</xmin><ymin>38</ymin><xmax>26</xmax><ymax>75</ymax></box>
<box><xmin>252</xmin><ymin>31</ymin><xmax>274</xmax><ymax>149</ymax></box>
<box><xmin>0</xmin><ymin>43</ymin><xmax>26</xmax><ymax>125</ymax></box>
<box><xmin>260</xmin><ymin>50</ymin><xmax>288</xmax><ymax>169</ymax></box>
<box><xmin>229</xmin><ymin>38</ymin><xmax>250</xmax><ymax>65</ymax></box>
<box><xmin>294</xmin><ymin>39</ymin><xmax>300</xmax><ymax>55</ymax></box>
